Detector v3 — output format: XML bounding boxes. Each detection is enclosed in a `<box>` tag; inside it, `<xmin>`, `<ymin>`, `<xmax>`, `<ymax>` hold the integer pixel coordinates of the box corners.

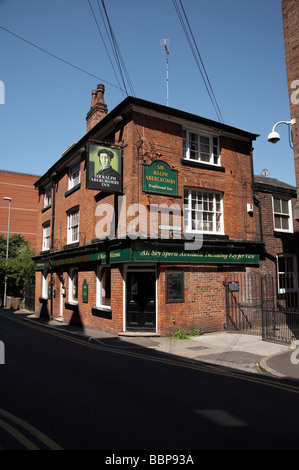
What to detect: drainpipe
<box><xmin>250</xmin><ymin>149</ymin><xmax>264</xmax><ymax>243</ymax></box>
<box><xmin>50</xmin><ymin>173</ymin><xmax>56</xmax><ymax>320</ymax></box>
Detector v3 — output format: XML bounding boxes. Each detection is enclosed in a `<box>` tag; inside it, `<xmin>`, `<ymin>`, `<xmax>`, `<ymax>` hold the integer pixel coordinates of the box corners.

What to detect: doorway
<box><xmin>126</xmin><ymin>270</ymin><xmax>156</xmax><ymax>332</ymax></box>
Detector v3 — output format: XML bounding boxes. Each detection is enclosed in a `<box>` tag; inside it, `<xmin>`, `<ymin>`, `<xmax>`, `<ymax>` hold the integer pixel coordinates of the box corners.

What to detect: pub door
<box><xmin>126</xmin><ymin>271</ymin><xmax>156</xmax><ymax>332</ymax></box>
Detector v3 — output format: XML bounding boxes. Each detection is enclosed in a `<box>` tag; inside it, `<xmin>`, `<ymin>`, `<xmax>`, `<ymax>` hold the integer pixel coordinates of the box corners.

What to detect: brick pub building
<box><xmin>33</xmin><ymin>85</ymin><xmax>263</xmax><ymax>335</ymax></box>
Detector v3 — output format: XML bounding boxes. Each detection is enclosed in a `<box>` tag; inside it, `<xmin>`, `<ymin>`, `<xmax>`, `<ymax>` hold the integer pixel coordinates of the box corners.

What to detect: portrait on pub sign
<box><xmin>86</xmin><ymin>144</ymin><xmax>122</xmax><ymax>193</ymax></box>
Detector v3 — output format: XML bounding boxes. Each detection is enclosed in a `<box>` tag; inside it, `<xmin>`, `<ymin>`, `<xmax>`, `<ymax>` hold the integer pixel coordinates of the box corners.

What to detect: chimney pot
<box><xmin>86</xmin><ymin>83</ymin><xmax>108</xmax><ymax>132</ymax></box>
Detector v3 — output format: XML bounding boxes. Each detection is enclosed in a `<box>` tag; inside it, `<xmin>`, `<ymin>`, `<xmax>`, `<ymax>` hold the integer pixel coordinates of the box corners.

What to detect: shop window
<box><xmin>96</xmin><ymin>266</ymin><xmax>111</xmax><ymax>310</ymax></box>
<box><xmin>184</xmin><ymin>188</ymin><xmax>223</xmax><ymax>234</ymax></box>
<box><xmin>42</xmin><ymin>221</ymin><xmax>51</xmax><ymax>251</ymax></box>
<box><xmin>183</xmin><ymin>130</ymin><xmax>220</xmax><ymax>166</ymax></box>
<box><xmin>67</xmin><ymin>207</ymin><xmax>79</xmax><ymax>244</ymax></box>
<box><xmin>69</xmin><ymin>268</ymin><xmax>78</xmax><ymax>303</ymax></box>
<box><xmin>273</xmin><ymin>197</ymin><xmax>293</xmax><ymax>232</ymax></box>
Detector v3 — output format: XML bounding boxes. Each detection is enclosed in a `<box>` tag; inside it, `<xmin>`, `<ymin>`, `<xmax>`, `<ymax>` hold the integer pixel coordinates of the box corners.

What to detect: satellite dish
<box><xmin>261</xmin><ymin>169</ymin><xmax>270</xmax><ymax>176</ymax></box>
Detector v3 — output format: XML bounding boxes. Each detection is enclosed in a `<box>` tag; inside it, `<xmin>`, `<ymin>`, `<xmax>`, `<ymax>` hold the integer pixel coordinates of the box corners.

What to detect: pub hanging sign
<box><xmin>86</xmin><ymin>143</ymin><xmax>122</xmax><ymax>193</ymax></box>
<box><xmin>143</xmin><ymin>160</ymin><xmax>178</xmax><ymax>196</ymax></box>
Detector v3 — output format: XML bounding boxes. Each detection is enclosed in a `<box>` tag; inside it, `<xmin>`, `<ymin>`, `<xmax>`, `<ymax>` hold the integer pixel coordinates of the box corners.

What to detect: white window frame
<box><xmin>96</xmin><ymin>265</ymin><xmax>111</xmax><ymax>311</ymax></box>
<box><xmin>272</xmin><ymin>196</ymin><xmax>293</xmax><ymax>233</ymax></box>
<box><xmin>44</xmin><ymin>187</ymin><xmax>52</xmax><ymax>208</ymax></box>
<box><xmin>68</xmin><ymin>268</ymin><xmax>78</xmax><ymax>304</ymax></box>
<box><xmin>277</xmin><ymin>254</ymin><xmax>298</xmax><ymax>294</ymax></box>
<box><xmin>67</xmin><ymin>207</ymin><xmax>79</xmax><ymax>244</ymax></box>
<box><xmin>183</xmin><ymin>129</ymin><xmax>220</xmax><ymax>166</ymax></box>
<box><xmin>42</xmin><ymin>221</ymin><xmax>51</xmax><ymax>251</ymax></box>
<box><xmin>68</xmin><ymin>162</ymin><xmax>81</xmax><ymax>190</ymax></box>
<box><xmin>184</xmin><ymin>188</ymin><xmax>224</xmax><ymax>235</ymax></box>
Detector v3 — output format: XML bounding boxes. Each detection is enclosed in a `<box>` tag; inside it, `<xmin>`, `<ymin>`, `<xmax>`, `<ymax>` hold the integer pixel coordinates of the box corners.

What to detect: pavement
<box><xmin>2</xmin><ymin>307</ymin><xmax>299</xmax><ymax>382</ymax></box>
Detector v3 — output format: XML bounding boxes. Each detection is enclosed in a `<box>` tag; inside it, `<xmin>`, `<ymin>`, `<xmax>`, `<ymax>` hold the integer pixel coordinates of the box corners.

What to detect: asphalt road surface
<box><xmin>0</xmin><ymin>312</ymin><xmax>299</xmax><ymax>453</ymax></box>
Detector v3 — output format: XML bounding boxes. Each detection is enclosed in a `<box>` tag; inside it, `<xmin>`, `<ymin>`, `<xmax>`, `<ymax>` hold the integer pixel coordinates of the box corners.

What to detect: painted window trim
<box><xmin>183</xmin><ymin>129</ymin><xmax>220</xmax><ymax>166</ymax></box>
<box><xmin>68</xmin><ymin>267</ymin><xmax>78</xmax><ymax>304</ymax></box>
<box><xmin>272</xmin><ymin>196</ymin><xmax>293</xmax><ymax>233</ymax></box>
<box><xmin>184</xmin><ymin>187</ymin><xmax>224</xmax><ymax>235</ymax></box>
<box><xmin>96</xmin><ymin>265</ymin><xmax>112</xmax><ymax>311</ymax></box>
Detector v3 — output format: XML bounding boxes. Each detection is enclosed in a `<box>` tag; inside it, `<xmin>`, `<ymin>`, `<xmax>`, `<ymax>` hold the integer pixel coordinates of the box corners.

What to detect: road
<box><xmin>0</xmin><ymin>311</ymin><xmax>299</xmax><ymax>453</ymax></box>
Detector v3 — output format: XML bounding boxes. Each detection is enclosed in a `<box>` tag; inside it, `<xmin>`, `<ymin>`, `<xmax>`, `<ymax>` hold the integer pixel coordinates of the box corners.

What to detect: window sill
<box><xmin>40</xmin><ymin>249</ymin><xmax>50</xmax><ymax>254</ymax></box>
<box><xmin>274</xmin><ymin>230</ymin><xmax>293</xmax><ymax>236</ymax></box>
<box><xmin>41</xmin><ymin>205</ymin><xmax>51</xmax><ymax>213</ymax></box>
<box><xmin>63</xmin><ymin>242</ymin><xmax>79</xmax><ymax>250</ymax></box>
<box><xmin>184</xmin><ymin>231</ymin><xmax>225</xmax><ymax>238</ymax></box>
<box><xmin>65</xmin><ymin>183</ymin><xmax>81</xmax><ymax>198</ymax></box>
<box><xmin>65</xmin><ymin>301</ymin><xmax>78</xmax><ymax>311</ymax></box>
<box><xmin>92</xmin><ymin>306</ymin><xmax>112</xmax><ymax>319</ymax></box>
<box><xmin>181</xmin><ymin>159</ymin><xmax>225</xmax><ymax>172</ymax></box>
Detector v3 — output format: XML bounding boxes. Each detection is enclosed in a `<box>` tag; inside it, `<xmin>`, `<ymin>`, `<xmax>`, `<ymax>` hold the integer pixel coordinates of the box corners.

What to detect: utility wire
<box><xmin>0</xmin><ymin>24</ymin><xmax>125</xmax><ymax>93</ymax></box>
<box><xmin>172</xmin><ymin>0</ymin><xmax>224</xmax><ymax>124</ymax></box>
<box><xmin>98</xmin><ymin>0</ymin><xmax>135</xmax><ymax>97</ymax></box>
<box><xmin>87</xmin><ymin>0</ymin><xmax>126</xmax><ymax>98</ymax></box>
<box><xmin>172</xmin><ymin>0</ymin><xmax>247</xmax><ymax>182</ymax></box>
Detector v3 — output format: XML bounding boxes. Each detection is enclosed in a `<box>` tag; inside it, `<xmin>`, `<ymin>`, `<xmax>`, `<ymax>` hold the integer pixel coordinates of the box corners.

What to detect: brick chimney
<box><xmin>86</xmin><ymin>84</ymin><xmax>108</xmax><ymax>132</ymax></box>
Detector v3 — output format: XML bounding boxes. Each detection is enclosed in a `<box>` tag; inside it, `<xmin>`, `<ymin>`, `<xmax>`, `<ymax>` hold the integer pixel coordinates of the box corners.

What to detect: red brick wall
<box><xmin>282</xmin><ymin>0</ymin><xmax>299</xmax><ymax>194</ymax></box>
<box><xmin>0</xmin><ymin>170</ymin><xmax>39</xmax><ymax>248</ymax></box>
<box><xmin>122</xmin><ymin>112</ymin><xmax>257</xmax><ymax>242</ymax></box>
<box><xmin>157</xmin><ymin>264</ymin><xmax>227</xmax><ymax>335</ymax></box>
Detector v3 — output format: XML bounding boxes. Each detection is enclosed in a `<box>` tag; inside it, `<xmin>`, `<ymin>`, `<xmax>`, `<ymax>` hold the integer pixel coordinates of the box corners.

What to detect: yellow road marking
<box><xmin>4</xmin><ymin>313</ymin><xmax>299</xmax><ymax>395</ymax></box>
<box><xmin>0</xmin><ymin>408</ymin><xmax>63</xmax><ymax>450</ymax></box>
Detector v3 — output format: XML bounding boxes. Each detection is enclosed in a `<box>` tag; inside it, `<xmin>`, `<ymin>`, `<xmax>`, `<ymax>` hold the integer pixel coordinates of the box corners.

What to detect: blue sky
<box><xmin>0</xmin><ymin>0</ymin><xmax>296</xmax><ymax>185</ymax></box>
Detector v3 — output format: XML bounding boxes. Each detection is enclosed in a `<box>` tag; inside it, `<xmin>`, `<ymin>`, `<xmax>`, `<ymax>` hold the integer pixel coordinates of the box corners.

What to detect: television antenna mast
<box><xmin>161</xmin><ymin>39</ymin><xmax>170</xmax><ymax>106</ymax></box>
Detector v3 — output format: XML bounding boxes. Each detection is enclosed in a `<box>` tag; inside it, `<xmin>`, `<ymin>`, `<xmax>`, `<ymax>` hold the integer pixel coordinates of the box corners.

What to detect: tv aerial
<box><xmin>161</xmin><ymin>39</ymin><xmax>170</xmax><ymax>106</ymax></box>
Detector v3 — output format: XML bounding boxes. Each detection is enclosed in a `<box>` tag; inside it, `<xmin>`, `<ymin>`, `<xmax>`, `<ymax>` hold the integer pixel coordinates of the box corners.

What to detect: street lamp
<box><xmin>3</xmin><ymin>197</ymin><xmax>11</xmax><ymax>307</ymax></box>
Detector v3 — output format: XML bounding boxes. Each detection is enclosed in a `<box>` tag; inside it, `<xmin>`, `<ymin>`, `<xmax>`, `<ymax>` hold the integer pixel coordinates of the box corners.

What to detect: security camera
<box><xmin>267</xmin><ymin>131</ymin><xmax>280</xmax><ymax>144</ymax></box>
<box><xmin>267</xmin><ymin>119</ymin><xmax>296</xmax><ymax>145</ymax></box>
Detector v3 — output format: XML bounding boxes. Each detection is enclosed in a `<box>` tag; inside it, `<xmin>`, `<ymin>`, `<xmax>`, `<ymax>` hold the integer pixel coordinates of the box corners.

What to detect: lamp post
<box><xmin>3</xmin><ymin>197</ymin><xmax>11</xmax><ymax>307</ymax></box>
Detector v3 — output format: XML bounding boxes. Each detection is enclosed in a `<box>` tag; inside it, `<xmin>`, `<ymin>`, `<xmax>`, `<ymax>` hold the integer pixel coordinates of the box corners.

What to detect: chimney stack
<box><xmin>86</xmin><ymin>84</ymin><xmax>108</xmax><ymax>132</ymax></box>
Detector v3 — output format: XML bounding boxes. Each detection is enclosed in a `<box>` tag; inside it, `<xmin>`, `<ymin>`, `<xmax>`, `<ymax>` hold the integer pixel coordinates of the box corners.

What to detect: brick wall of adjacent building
<box><xmin>254</xmin><ymin>176</ymin><xmax>299</xmax><ymax>275</ymax></box>
<box><xmin>282</xmin><ymin>0</ymin><xmax>299</xmax><ymax>216</ymax></box>
<box><xmin>0</xmin><ymin>170</ymin><xmax>39</xmax><ymax>248</ymax></box>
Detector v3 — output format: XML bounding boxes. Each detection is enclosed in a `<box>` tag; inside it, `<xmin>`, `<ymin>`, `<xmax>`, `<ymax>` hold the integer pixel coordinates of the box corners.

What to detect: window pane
<box><xmin>274</xmin><ymin>215</ymin><xmax>281</xmax><ymax>229</ymax></box>
<box><xmin>273</xmin><ymin>198</ymin><xmax>281</xmax><ymax>213</ymax></box>
<box><xmin>278</xmin><ymin>256</ymin><xmax>286</xmax><ymax>272</ymax></box>
<box><xmin>200</xmin><ymin>136</ymin><xmax>210</xmax><ymax>162</ymax></box>
<box><xmin>286</xmin><ymin>256</ymin><xmax>294</xmax><ymax>272</ymax></box>
<box><xmin>281</xmin><ymin>216</ymin><xmax>289</xmax><ymax>230</ymax></box>
<box><xmin>281</xmin><ymin>200</ymin><xmax>289</xmax><ymax>215</ymax></box>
